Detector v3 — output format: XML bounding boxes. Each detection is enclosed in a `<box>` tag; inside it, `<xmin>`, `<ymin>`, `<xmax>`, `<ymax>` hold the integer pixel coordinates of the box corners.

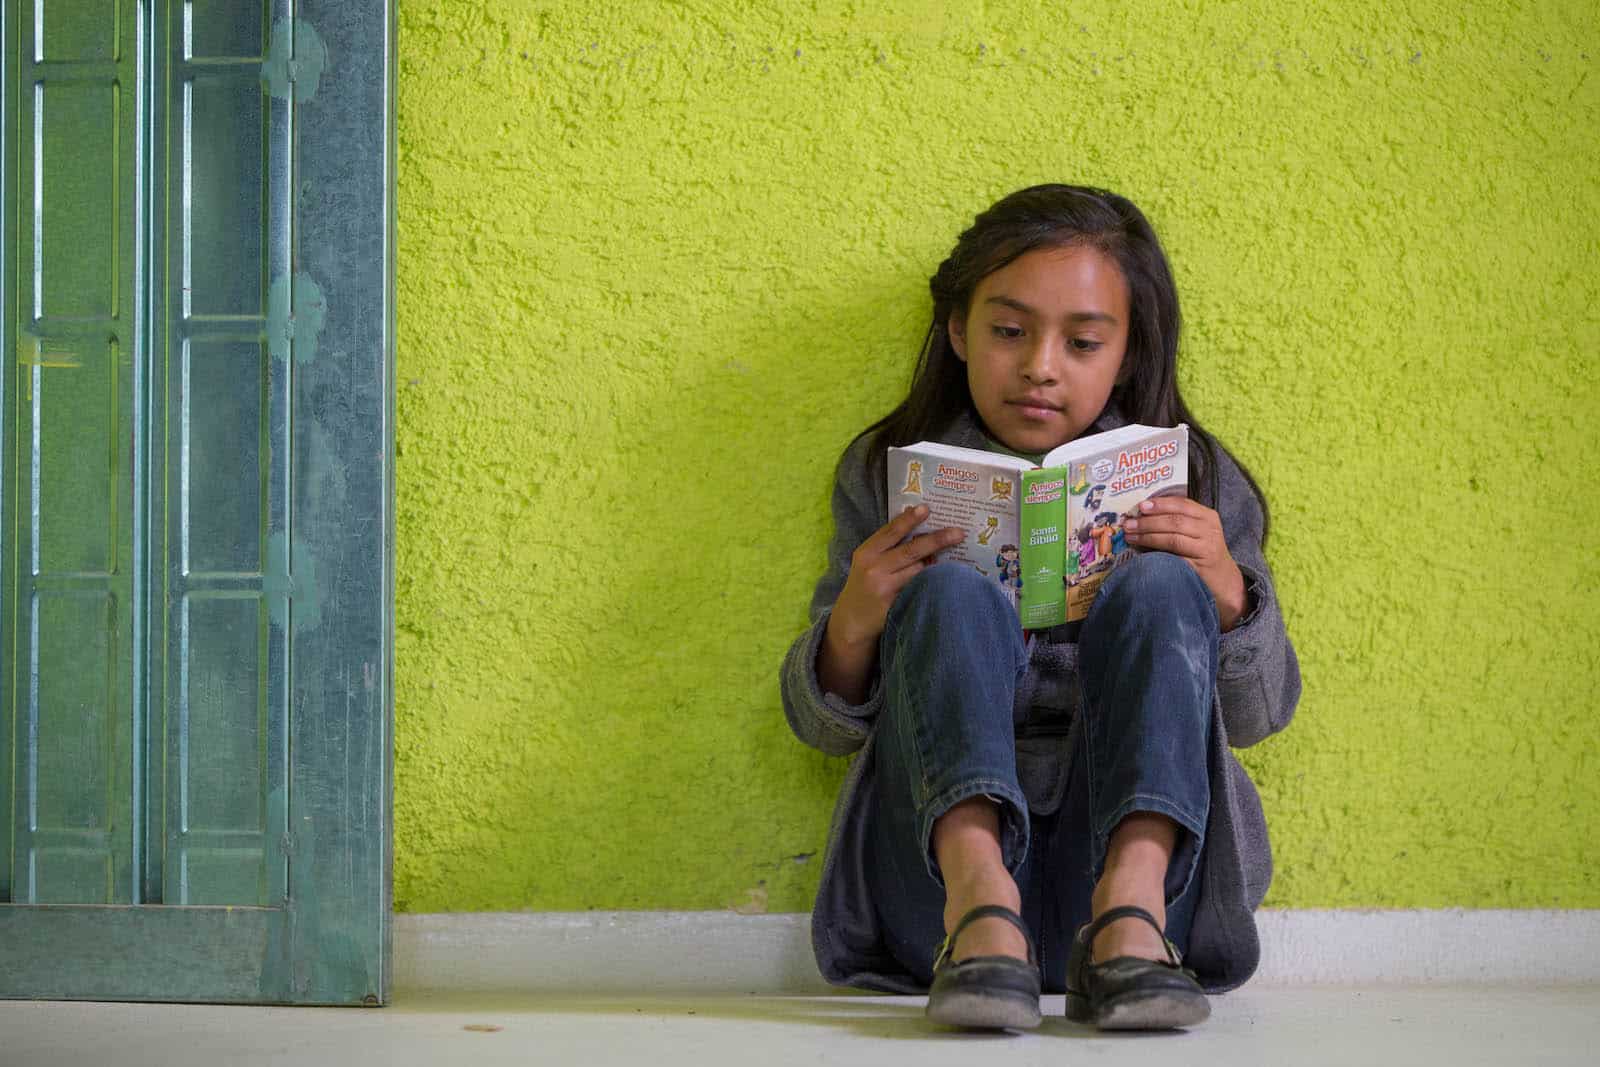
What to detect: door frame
<box><xmin>0</xmin><ymin>0</ymin><xmax>395</xmax><ymax>1005</ymax></box>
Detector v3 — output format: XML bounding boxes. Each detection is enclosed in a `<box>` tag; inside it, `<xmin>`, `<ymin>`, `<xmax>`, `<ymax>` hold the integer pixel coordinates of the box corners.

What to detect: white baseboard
<box><xmin>393</xmin><ymin>910</ymin><xmax>1600</xmax><ymax>994</ymax></box>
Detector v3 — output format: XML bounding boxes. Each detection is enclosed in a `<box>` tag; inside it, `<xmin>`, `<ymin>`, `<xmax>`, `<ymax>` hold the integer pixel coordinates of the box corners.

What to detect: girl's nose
<box><xmin>1019</xmin><ymin>338</ymin><xmax>1062</xmax><ymax>385</ymax></box>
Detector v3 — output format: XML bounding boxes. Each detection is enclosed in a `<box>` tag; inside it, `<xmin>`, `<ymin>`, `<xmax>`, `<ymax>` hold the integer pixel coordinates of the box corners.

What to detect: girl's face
<box><xmin>948</xmin><ymin>244</ymin><xmax>1130</xmax><ymax>455</ymax></box>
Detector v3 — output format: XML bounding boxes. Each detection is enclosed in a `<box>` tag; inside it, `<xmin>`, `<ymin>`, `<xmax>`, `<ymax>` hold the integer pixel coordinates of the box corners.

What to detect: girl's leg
<box><xmin>931</xmin><ymin>797</ymin><xmax>1027</xmax><ymax>960</ymax></box>
<box><xmin>1075</xmin><ymin>550</ymin><xmax>1216</xmax><ymax>963</ymax></box>
<box><xmin>865</xmin><ymin>562</ymin><xmax>1033</xmax><ymax>981</ymax></box>
<box><xmin>1030</xmin><ymin>769</ymin><xmax>1204</xmax><ymax>990</ymax></box>
<box><xmin>1092</xmin><ymin>814</ymin><xmax>1188</xmax><ymax>961</ymax></box>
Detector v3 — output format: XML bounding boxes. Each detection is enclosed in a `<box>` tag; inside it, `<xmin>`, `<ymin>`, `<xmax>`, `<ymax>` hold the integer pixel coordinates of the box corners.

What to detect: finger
<box><xmin>872</xmin><ymin>556</ymin><xmax>936</xmax><ymax>606</ymax></box>
<box><xmin>891</xmin><ymin>526</ymin><xmax>965</xmax><ymax>570</ymax></box>
<box><xmin>887</xmin><ymin>527</ymin><xmax>960</xmax><ymax>572</ymax></box>
<box><xmin>1135</xmin><ymin>495</ymin><xmax>1213</xmax><ymax>521</ymax></box>
<box><xmin>864</xmin><ymin>505</ymin><xmax>930</xmax><ymax>553</ymax></box>
<box><xmin>1127</xmin><ymin>510</ymin><xmax>1222</xmax><ymax>542</ymax></box>
<box><xmin>1123</xmin><ymin>528</ymin><xmax>1209</xmax><ymax>558</ymax></box>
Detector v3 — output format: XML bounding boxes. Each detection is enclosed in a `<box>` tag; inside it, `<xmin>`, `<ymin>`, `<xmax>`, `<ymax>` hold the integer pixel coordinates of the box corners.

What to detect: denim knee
<box><xmin>888</xmin><ymin>560</ymin><xmax>1016</xmax><ymax>633</ymax></box>
<box><xmin>1087</xmin><ymin>551</ymin><xmax>1218</xmax><ymax>634</ymax></box>
<box><xmin>878</xmin><ymin>561</ymin><xmax>1032</xmax><ymax>882</ymax></box>
<box><xmin>1078</xmin><ymin>551</ymin><xmax>1216</xmax><ymax>902</ymax></box>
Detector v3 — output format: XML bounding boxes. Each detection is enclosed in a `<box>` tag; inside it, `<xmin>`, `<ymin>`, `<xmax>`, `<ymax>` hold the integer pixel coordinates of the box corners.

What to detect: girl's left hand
<box><xmin>1122</xmin><ymin>497</ymin><xmax>1248</xmax><ymax>632</ymax></box>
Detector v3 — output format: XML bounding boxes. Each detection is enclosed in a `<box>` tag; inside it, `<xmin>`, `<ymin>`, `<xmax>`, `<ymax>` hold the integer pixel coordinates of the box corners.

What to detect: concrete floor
<box><xmin>5</xmin><ymin>986</ymin><xmax>1598</xmax><ymax>1067</ymax></box>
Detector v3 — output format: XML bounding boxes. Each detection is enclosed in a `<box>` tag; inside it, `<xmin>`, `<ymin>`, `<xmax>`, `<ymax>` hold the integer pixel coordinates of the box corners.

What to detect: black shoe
<box><xmin>1064</xmin><ymin>905</ymin><xmax>1210</xmax><ymax>1030</ymax></box>
<box><xmin>925</xmin><ymin>904</ymin><xmax>1042</xmax><ymax>1030</ymax></box>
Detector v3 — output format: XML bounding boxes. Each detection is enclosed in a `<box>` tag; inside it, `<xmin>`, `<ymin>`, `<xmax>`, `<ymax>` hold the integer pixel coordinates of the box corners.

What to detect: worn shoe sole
<box><xmin>1065</xmin><ymin>987</ymin><xmax>1211</xmax><ymax>1030</ymax></box>
<box><xmin>927</xmin><ymin>987</ymin><xmax>1043</xmax><ymax>1030</ymax></box>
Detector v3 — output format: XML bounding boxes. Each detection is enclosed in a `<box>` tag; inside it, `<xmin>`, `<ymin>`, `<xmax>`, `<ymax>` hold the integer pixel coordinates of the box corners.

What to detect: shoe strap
<box><xmin>933</xmin><ymin>903</ymin><xmax>1038</xmax><ymax>971</ymax></box>
<box><xmin>1078</xmin><ymin>904</ymin><xmax>1182</xmax><ymax>968</ymax></box>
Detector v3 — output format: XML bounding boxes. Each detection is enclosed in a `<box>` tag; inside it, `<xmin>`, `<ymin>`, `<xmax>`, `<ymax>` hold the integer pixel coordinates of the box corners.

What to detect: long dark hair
<box><xmin>855</xmin><ymin>183</ymin><xmax>1271</xmax><ymax>540</ymax></box>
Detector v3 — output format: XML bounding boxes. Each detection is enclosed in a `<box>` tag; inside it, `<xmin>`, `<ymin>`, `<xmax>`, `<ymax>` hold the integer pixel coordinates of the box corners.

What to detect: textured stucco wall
<box><xmin>394</xmin><ymin>1</ymin><xmax>1599</xmax><ymax>913</ymax></box>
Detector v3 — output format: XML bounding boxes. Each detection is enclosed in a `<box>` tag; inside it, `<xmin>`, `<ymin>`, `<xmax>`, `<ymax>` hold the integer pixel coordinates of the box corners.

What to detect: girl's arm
<box><xmin>1210</xmin><ymin>447</ymin><xmax>1303</xmax><ymax>747</ymax></box>
<box><xmin>818</xmin><ymin>506</ymin><xmax>965</xmax><ymax>702</ymax></box>
<box><xmin>779</xmin><ymin>435</ymin><xmax>890</xmax><ymax>756</ymax></box>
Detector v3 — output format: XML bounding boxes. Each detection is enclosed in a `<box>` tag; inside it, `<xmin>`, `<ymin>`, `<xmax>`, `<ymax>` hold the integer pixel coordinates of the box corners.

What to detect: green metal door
<box><xmin>0</xmin><ymin>0</ymin><xmax>394</xmax><ymax>1004</ymax></box>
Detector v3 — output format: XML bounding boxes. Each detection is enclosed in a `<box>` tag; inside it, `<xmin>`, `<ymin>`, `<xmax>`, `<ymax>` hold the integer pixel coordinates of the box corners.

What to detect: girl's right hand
<box><xmin>819</xmin><ymin>506</ymin><xmax>965</xmax><ymax>703</ymax></box>
<box><xmin>833</xmin><ymin>506</ymin><xmax>966</xmax><ymax>648</ymax></box>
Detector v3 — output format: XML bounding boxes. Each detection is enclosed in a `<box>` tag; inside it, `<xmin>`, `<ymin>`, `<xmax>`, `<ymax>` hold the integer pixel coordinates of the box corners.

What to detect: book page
<box><xmin>887</xmin><ymin>446</ymin><xmax>1026</xmax><ymax>608</ymax></box>
<box><xmin>1062</xmin><ymin>426</ymin><xmax>1189</xmax><ymax>622</ymax></box>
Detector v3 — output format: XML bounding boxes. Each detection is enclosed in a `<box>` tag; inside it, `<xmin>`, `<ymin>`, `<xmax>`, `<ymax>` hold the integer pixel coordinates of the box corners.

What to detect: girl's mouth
<box><xmin>1007</xmin><ymin>398</ymin><xmax>1063</xmax><ymax>420</ymax></box>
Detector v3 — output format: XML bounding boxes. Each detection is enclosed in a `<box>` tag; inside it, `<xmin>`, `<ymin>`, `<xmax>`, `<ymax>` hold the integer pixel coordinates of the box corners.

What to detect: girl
<box><xmin>779</xmin><ymin>185</ymin><xmax>1300</xmax><ymax>1031</ymax></box>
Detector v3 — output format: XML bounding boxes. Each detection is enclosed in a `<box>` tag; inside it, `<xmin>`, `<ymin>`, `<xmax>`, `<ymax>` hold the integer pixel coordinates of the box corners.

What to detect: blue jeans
<box><xmin>865</xmin><ymin>553</ymin><xmax>1217</xmax><ymax>992</ymax></box>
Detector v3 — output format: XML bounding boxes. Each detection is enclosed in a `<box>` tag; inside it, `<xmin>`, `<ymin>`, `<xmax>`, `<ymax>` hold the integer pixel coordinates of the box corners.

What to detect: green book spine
<box><xmin>1018</xmin><ymin>468</ymin><xmax>1067</xmax><ymax>628</ymax></box>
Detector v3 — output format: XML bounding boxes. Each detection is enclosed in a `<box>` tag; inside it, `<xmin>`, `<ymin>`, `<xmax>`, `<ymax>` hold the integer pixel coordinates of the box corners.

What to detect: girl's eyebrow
<box><xmin>984</xmin><ymin>295</ymin><xmax>1119</xmax><ymax>325</ymax></box>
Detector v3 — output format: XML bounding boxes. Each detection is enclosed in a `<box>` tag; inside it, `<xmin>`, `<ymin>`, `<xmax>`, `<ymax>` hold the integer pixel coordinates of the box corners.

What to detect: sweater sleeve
<box><xmin>779</xmin><ymin>434</ymin><xmax>888</xmax><ymax>757</ymax></box>
<box><xmin>1211</xmin><ymin>445</ymin><xmax>1302</xmax><ymax>748</ymax></box>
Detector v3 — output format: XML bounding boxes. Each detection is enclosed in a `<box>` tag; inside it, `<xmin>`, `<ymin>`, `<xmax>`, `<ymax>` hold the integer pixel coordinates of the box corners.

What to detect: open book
<box><xmin>887</xmin><ymin>424</ymin><xmax>1188</xmax><ymax>628</ymax></box>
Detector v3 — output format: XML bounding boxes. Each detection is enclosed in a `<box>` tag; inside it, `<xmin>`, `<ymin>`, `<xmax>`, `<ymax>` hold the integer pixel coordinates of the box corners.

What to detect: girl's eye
<box><xmin>991</xmin><ymin>325</ymin><xmax>1024</xmax><ymax>340</ymax></box>
<box><xmin>1071</xmin><ymin>338</ymin><xmax>1103</xmax><ymax>352</ymax></box>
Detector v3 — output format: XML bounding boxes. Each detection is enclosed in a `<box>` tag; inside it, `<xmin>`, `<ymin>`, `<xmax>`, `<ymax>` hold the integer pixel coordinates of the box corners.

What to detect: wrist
<box><xmin>1217</xmin><ymin>567</ymin><xmax>1248</xmax><ymax>633</ymax></box>
<box><xmin>825</xmin><ymin>609</ymin><xmax>878</xmax><ymax>657</ymax></box>
<box><xmin>819</xmin><ymin>610</ymin><xmax>880</xmax><ymax>706</ymax></box>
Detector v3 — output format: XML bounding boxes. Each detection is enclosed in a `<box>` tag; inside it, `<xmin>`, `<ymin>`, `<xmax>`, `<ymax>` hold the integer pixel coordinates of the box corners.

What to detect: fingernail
<box><xmin>1124</xmin><ymin>518</ymin><xmax>1139</xmax><ymax>531</ymax></box>
<box><xmin>1139</xmin><ymin>500</ymin><xmax>1154</xmax><ymax>513</ymax></box>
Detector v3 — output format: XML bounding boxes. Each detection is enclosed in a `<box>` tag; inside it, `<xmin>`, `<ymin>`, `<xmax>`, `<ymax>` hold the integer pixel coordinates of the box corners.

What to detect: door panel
<box><xmin>38</xmin><ymin>84</ymin><xmax>121</xmax><ymax>320</ymax></box>
<box><xmin>38</xmin><ymin>3</ymin><xmax>121</xmax><ymax>65</ymax></box>
<box><xmin>2</xmin><ymin>0</ymin><xmax>393</xmax><ymax>1004</ymax></box>
<box><xmin>29</xmin><ymin>589</ymin><xmax>125</xmax><ymax>903</ymax></box>
<box><xmin>2</xmin><ymin>905</ymin><xmax>291</xmax><ymax>1001</ymax></box>
<box><xmin>184</xmin><ymin>78</ymin><xmax>267</xmax><ymax>319</ymax></box>
<box><xmin>34</xmin><ymin>336</ymin><xmax>121</xmax><ymax>575</ymax></box>
<box><xmin>172</xmin><ymin>593</ymin><xmax>277</xmax><ymax>906</ymax></box>
<box><xmin>188</xmin><ymin>1</ymin><xmax>266</xmax><ymax>61</ymax></box>
<box><xmin>167</xmin><ymin>0</ymin><xmax>287</xmax><ymax>914</ymax></box>
<box><xmin>183</xmin><ymin>339</ymin><xmax>265</xmax><ymax>574</ymax></box>
<box><xmin>12</xmin><ymin>0</ymin><xmax>139</xmax><ymax>908</ymax></box>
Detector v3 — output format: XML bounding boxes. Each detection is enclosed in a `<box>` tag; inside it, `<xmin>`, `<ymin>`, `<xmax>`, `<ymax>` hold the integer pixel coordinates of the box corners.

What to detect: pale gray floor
<box><xmin>4</xmin><ymin>987</ymin><xmax>1598</xmax><ymax>1067</ymax></box>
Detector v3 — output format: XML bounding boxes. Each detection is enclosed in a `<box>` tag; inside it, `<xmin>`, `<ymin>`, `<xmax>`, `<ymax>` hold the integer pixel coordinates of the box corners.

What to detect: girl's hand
<box><xmin>819</xmin><ymin>506</ymin><xmax>965</xmax><ymax>702</ymax></box>
<box><xmin>1122</xmin><ymin>497</ymin><xmax>1249</xmax><ymax>632</ymax></box>
<box><xmin>832</xmin><ymin>505</ymin><xmax>965</xmax><ymax>647</ymax></box>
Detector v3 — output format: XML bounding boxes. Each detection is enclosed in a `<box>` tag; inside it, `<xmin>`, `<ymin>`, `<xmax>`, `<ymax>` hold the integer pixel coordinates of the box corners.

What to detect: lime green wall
<box><xmin>394</xmin><ymin>1</ymin><xmax>1599</xmax><ymax>912</ymax></box>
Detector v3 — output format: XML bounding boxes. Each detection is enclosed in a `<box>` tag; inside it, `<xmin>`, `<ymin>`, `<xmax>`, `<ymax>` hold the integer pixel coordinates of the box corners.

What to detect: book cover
<box><xmin>887</xmin><ymin>444</ymin><xmax>1033</xmax><ymax>611</ymax></box>
<box><xmin>887</xmin><ymin>424</ymin><xmax>1187</xmax><ymax>627</ymax></box>
<box><xmin>1060</xmin><ymin>425</ymin><xmax>1189</xmax><ymax>622</ymax></box>
<box><xmin>1017</xmin><ymin>468</ymin><xmax>1068</xmax><ymax>628</ymax></box>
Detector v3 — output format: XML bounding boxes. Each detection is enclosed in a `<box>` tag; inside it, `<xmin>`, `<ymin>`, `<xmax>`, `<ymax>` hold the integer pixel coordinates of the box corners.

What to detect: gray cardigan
<box><xmin>779</xmin><ymin>405</ymin><xmax>1302</xmax><ymax>994</ymax></box>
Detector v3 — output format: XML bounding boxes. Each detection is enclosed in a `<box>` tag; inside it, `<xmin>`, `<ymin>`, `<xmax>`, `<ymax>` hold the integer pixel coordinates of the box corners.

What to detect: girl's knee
<box><xmin>892</xmin><ymin>560</ymin><xmax>1015</xmax><ymax>627</ymax></box>
<box><xmin>1090</xmin><ymin>551</ymin><xmax>1216</xmax><ymax>630</ymax></box>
